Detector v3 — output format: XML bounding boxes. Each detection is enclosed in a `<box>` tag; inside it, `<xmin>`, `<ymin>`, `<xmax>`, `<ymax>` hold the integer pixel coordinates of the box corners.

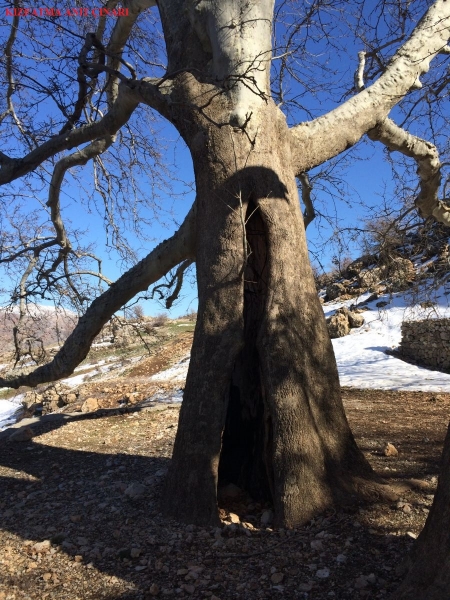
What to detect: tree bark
<box><xmin>162</xmin><ymin>82</ymin><xmax>389</xmax><ymax>525</ymax></box>
<box><xmin>392</xmin><ymin>423</ymin><xmax>450</xmax><ymax>600</ymax></box>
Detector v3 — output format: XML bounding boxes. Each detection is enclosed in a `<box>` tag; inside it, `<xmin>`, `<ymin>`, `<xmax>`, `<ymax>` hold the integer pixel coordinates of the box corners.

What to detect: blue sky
<box><xmin>0</xmin><ymin>0</ymin><xmax>437</xmax><ymax>318</ymax></box>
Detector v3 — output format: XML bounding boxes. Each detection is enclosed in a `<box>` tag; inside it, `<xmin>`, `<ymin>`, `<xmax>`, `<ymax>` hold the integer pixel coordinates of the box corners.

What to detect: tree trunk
<box><xmin>161</xmin><ymin>89</ymin><xmax>388</xmax><ymax>526</ymax></box>
<box><xmin>392</xmin><ymin>423</ymin><xmax>450</xmax><ymax>600</ymax></box>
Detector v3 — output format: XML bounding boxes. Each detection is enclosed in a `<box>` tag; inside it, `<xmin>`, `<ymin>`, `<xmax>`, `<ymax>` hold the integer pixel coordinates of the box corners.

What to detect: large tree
<box><xmin>1</xmin><ymin>0</ymin><xmax>449</xmax><ymax>538</ymax></box>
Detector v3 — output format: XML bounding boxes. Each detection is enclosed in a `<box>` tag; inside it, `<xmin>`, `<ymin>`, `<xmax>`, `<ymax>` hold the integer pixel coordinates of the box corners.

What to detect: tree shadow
<box><xmin>0</xmin><ymin>415</ymin><xmax>177</xmax><ymax>599</ymax></box>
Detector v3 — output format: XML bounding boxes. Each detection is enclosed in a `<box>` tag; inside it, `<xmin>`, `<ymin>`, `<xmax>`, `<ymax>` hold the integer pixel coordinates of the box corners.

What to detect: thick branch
<box><xmin>0</xmin><ymin>203</ymin><xmax>196</xmax><ymax>389</ymax></box>
<box><xmin>106</xmin><ymin>0</ymin><xmax>157</xmax><ymax>105</ymax></box>
<box><xmin>289</xmin><ymin>0</ymin><xmax>450</xmax><ymax>174</ymax></box>
<box><xmin>367</xmin><ymin>118</ymin><xmax>447</xmax><ymax>223</ymax></box>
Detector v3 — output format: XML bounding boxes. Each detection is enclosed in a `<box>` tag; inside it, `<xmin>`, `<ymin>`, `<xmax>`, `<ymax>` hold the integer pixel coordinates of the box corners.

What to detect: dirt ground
<box><xmin>1</xmin><ymin>376</ymin><xmax>450</xmax><ymax>599</ymax></box>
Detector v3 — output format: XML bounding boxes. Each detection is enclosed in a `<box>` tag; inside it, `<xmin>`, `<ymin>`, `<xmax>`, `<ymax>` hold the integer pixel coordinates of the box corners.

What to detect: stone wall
<box><xmin>399</xmin><ymin>319</ymin><xmax>450</xmax><ymax>371</ymax></box>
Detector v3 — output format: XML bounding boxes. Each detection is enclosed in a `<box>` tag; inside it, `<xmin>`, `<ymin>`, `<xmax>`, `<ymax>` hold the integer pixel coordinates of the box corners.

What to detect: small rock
<box><xmin>9</xmin><ymin>427</ymin><xmax>34</xmax><ymax>442</ymax></box>
<box><xmin>81</xmin><ymin>397</ymin><xmax>99</xmax><ymax>413</ymax></box>
<box><xmin>383</xmin><ymin>442</ymin><xmax>398</xmax><ymax>457</ymax></box>
<box><xmin>310</xmin><ymin>539</ymin><xmax>323</xmax><ymax>551</ymax></box>
<box><xmin>406</xmin><ymin>531</ymin><xmax>417</xmax><ymax>539</ymax></box>
<box><xmin>354</xmin><ymin>575</ymin><xmax>368</xmax><ymax>589</ymax></box>
<box><xmin>271</xmin><ymin>573</ymin><xmax>284</xmax><ymax>584</ymax></box>
<box><xmin>218</xmin><ymin>483</ymin><xmax>243</xmax><ymax>499</ymax></box>
<box><xmin>149</xmin><ymin>584</ymin><xmax>160</xmax><ymax>596</ymax></box>
<box><xmin>367</xmin><ymin>573</ymin><xmax>377</xmax><ymax>584</ymax></box>
<box><xmin>402</xmin><ymin>503</ymin><xmax>412</xmax><ymax>514</ymax></box>
<box><xmin>124</xmin><ymin>482</ymin><xmax>146</xmax><ymax>499</ymax></box>
<box><xmin>70</xmin><ymin>515</ymin><xmax>82</xmax><ymax>523</ymax></box>
<box><xmin>33</xmin><ymin>540</ymin><xmax>51</xmax><ymax>552</ymax></box>
<box><xmin>261</xmin><ymin>510</ymin><xmax>273</xmax><ymax>526</ymax></box>
<box><xmin>42</xmin><ymin>572</ymin><xmax>52</xmax><ymax>581</ymax></box>
<box><xmin>316</xmin><ymin>568</ymin><xmax>330</xmax><ymax>579</ymax></box>
<box><xmin>130</xmin><ymin>547</ymin><xmax>141</xmax><ymax>558</ymax></box>
<box><xmin>298</xmin><ymin>582</ymin><xmax>313</xmax><ymax>592</ymax></box>
<box><xmin>336</xmin><ymin>554</ymin><xmax>347</xmax><ymax>563</ymax></box>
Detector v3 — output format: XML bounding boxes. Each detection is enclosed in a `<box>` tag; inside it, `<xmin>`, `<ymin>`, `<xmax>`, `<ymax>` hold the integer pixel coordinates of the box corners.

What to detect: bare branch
<box><xmin>0</xmin><ymin>202</ymin><xmax>196</xmax><ymax>389</ymax></box>
<box><xmin>367</xmin><ymin>118</ymin><xmax>448</xmax><ymax>224</ymax></box>
<box><xmin>354</xmin><ymin>51</ymin><xmax>366</xmax><ymax>92</ymax></box>
<box><xmin>0</xmin><ymin>76</ymin><xmax>171</xmax><ymax>185</ymax></box>
<box><xmin>289</xmin><ymin>0</ymin><xmax>450</xmax><ymax>175</ymax></box>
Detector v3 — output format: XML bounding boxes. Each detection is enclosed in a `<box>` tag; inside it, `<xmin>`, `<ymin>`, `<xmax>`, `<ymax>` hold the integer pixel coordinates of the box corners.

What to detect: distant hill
<box><xmin>0</xmin><ymin>305</ymin><xmax>77</xmax><ymax>353</ymax></box>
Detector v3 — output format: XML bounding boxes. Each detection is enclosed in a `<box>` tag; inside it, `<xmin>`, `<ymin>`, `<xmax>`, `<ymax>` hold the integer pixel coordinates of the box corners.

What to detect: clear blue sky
<box><xmin>0</xmin><ymin>2</ymin><xmax>427</xmax><ymax>318</ymax></box>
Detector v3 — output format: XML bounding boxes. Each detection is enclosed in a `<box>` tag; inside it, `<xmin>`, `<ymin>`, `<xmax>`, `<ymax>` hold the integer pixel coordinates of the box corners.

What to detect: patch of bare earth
<box><xmin>1</xmin><ymin>383</ymin><xmax>450</xmax><ymax>599</ymax></box>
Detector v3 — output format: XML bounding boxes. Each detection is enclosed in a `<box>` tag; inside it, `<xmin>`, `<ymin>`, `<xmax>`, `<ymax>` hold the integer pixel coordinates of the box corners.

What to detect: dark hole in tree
<box><xmin>218</xmin><ymin>197</ymin><xmax>273</xmax><ymax>502</ymax></box>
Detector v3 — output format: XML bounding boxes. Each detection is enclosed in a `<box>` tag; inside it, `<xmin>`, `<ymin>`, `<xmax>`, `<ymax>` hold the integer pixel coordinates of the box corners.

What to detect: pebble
<box><xmin>149</xmin><ymin>583</ymin><xmax>160</xmax><ymax>596</ymax></box>
<box><xmin>124</xmin><ymin>482</ymin><xmax>146</xmax><ymax>499</ymax></box>
<box><xmin>298</xmin><ymin>582</ymin><xmax>313</xmax><ymax>591</ymax></box>
<box><xmin>383</xmin><ymin>442</ymin><xmax>398</xmax><ymax>457</ymax></box>
<box><xmin>33</xmin><ymin>540</ymin><xmax>51</xmax><ymax>553</ymax></box>
<box><xmin>271</xmin><ymin>572</ymin><xmax>284</xmax><ymax>584</ymax></box>
<box><xmin>261</xmin><ymin>510</ymin><xmax>273</xmax><ymax>526</ymax></box>
<box><xmin>316</xmin><ymin>568</ymin><xmax>330</xmax><ymax>579</ymax></box>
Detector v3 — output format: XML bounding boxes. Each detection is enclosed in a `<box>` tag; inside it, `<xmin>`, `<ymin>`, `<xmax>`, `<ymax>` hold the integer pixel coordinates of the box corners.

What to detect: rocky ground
<box><xmin>1</xmin><ymin>327</ymin><xmax>450</xmax><ymax>600</ymax></box>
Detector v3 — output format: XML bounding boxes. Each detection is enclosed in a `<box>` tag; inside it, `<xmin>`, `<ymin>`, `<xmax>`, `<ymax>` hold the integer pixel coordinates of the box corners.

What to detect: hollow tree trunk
<box><xmin>161</xmin><ymin>92</ymin><xmax>384</xmax><ymax>526</ymax></box>
<box><xmin>392</xmin><ymin>423</ymin><xmax>450</xmax><ymax>600</ymax></box>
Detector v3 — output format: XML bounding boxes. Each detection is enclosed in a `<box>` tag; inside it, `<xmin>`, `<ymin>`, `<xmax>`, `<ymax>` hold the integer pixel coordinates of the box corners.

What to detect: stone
<box><xmin>327</xmin><ymin>309</ymin><xmax>350</xmax><ymax>339</ymax></box>
<box><xmin>124</xmin><ymin>482</ymin><xmax>146</xmax><ymax>499</ymax></box>
<box><xmin>260</xmin><ymin>510</ymin><xmax>273</xmax><ymax>526</ymax></box>
<box><xmin>298</xmin><ymin>582</ymin><xmax>313</xmax><ymax>592</ymax></box>
<box><xmin>359</xmin><ymin>267</ymin><xmax>382</xmax><ymax>289</ymax></box>
<box><xmin>9</xmin><ymin>427</ymin><xmax>34</xmax><ymax>442</ymax></box>
<box><xmin>336</xmin><ymin>554</ymin><xmax>347</xmax><ymax>563</ymax></box>
<box><xmin>354</xmin><ymin>575</ymin><xmax>368</xmax><ymax>589</ymax></box>
<box><xmin>347</xmin><ymin>311</ymin><xmax>364</xmax><ymax>328</ymax></box>
<box><xmin>310</xmin><ymin>539</ymin><xmax>323</xmax><ymax>551</ymax></box>
<box><xmin>81</xmin><ymin>397</ymin><xmax>99</xmax><ymax>413</ymax></box>
<box><xmin>383</xmin><ymin>442</ymin><xmax>398</xmax><ymax>457</ymax></box>
<box><xmin>33</xmin><ymin>540</ymin><xmax>51</xmax><ymax>552</ymax></box>
<box><xmin>316</xmin><ymin>568</ymin><xmax>330</xmax><ymax>579</ymax></box>
<box><xmin>326</xmin><ymin>282</ymin><xmax>346</xmax><ymax>301</ymax></box>
<box><xmin>149</xmin><ymin>583</ymin><xmax>160</xmax><ymax>596</ymax></box>
<box><xmin>218</xmin><ymin>483</ymin><xmax>242</xmax><ymax>499</ymax></box>
<box><xmin>271</xmin><ymin>572</ymin><xmax>284</xmax><ymax>584</ymax></box>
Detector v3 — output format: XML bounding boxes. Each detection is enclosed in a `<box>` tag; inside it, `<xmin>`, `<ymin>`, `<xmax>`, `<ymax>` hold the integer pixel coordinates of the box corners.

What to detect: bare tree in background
<box><xmin>1</xmin><ymin>3</ymin><xmax>450</xmax><ymax>592</ymax></box>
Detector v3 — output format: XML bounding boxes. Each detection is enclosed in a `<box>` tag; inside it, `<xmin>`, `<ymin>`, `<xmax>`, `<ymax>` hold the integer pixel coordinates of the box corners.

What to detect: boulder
<box><xmin>80</xmin><ymin>397</ymin><xmax>100</xmax><ymax>413</ymax></box>
<box><xmin>326</xmin><ymin>282</ymin><xmax>346</xmax><ymax>301</ymax></box>
<box><xmin>327</xmin><ymin>310</ymin><xmax>350</xmax><ymax>338</ymax></box>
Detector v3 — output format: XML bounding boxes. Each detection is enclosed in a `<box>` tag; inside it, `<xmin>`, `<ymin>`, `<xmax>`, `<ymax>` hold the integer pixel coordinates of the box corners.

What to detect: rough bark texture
<box><xmin>392</xmin><ymin>423</ymin><xmax>450</xmax><ymax>600</ymax></box>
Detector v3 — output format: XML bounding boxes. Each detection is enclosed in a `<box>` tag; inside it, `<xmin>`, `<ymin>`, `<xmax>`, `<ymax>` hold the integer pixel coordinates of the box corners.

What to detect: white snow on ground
<box><xmin>149</xmin><ymin>355</ymin><xmax>190</xmax><ymax>384</ymax></box>
<box><xmin>325</xmin><ymin>285</ymin><xmax>450</xmax><ymax>391</ymax></box>
<box><xmin>0</xmin><ymin>395</ymin><xmax>25</xmax><ymax>430</ymax></box>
